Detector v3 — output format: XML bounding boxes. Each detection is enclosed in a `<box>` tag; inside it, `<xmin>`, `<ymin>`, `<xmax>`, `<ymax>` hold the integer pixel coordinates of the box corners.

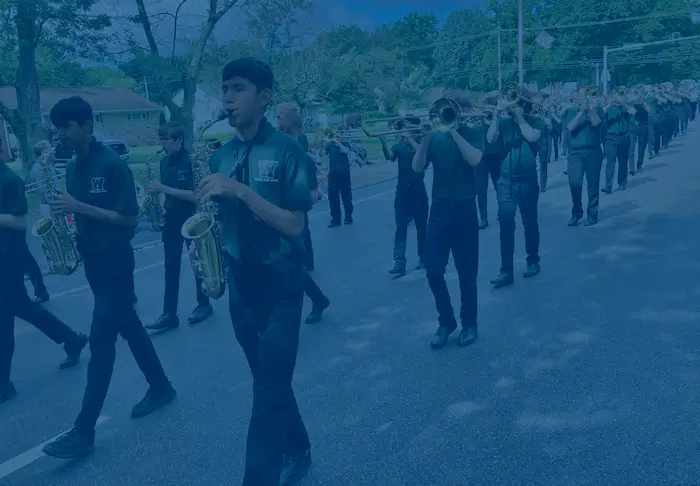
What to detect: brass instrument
<box><xmin>139</xmin><ymin>149</ymin><xmax>165</xmax><ymax>231</ymax></box>
<box><xmin>614</xmin><ymin>86</ymin><xmax>628</xmax><ymax>97</ymax></box>
<box><xmin>585</xmin><ymin>86</ymin><xmax>602</xmax><ymax>105</ymax></box>
<box><xmin>630</xmin><ymin>84</ymin><xmax>646</xmax><ymax>98</ymax></box>
<box><xmin>181</xmin><ymin>111</ymin><xmax>228</xmax><ymax>300</ymax></box>
<box><xmin>31</xmin><ymin>147</ymin><xmax>81</xmax><ymax>276</ymax></box>
<box><xmin>428</xmin><ymin>97</ymin><xmax>464</xmax><ymax>132</ymax></box>
<box><xmin>496</xmin><ymin>83</ymin><xmax>542</xmax><ymax>118</ymax></box>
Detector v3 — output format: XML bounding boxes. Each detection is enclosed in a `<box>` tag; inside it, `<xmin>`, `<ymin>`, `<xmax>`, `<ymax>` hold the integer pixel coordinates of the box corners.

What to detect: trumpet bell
<box><xmin>429</xmin><ymin>97</ymin><xmax>462</xmax><ymax>132</ymax></box>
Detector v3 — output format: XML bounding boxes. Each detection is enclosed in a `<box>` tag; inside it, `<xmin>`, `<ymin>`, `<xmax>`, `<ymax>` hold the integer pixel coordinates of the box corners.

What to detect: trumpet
<box><xmin>614</xmin><ymin>86</ymin><xmax>628</xmax><ymax>97</ymax></box>
<box><xmin>585</xmin><ymin>86</ymin><xmax>602</xmax><ymax>105</ymax></box>
<box><xmin>496</xmin><ymin>83</ymin><xmax>543</xmax><ymax>118</ymax></box>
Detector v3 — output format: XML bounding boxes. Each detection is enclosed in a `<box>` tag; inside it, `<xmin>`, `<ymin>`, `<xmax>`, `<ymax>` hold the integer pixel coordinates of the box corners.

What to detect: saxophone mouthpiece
<box><xmin>217</xmin><ymin>109</ymin><xmax>228</xmax><ymax>121</ymax></box>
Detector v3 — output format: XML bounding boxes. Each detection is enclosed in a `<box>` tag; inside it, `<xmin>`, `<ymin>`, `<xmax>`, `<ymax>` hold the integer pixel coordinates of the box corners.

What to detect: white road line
<box><xmin>48</xmin><ymin>186</ymin><xmax>398</xmax><ymax>302</ymax></box>
<box><xmin>0</xmin><ymin>415</ymin><xmax>110</xmax><ymax>480</ymax></box>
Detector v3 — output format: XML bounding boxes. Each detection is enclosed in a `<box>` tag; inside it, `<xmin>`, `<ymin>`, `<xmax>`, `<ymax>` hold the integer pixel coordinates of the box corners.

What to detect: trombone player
<box><xmin>563</xmin><ymin>86</ymin><xmax>603</xmax><ymax>227</ymax></box>
<box><xmin>602</xmin><ymin>86</ymin><xmax>636</xmax><ymax>194</ymax></box>
<box><xmin>411</xmin><ymin>89</ymin><xmax>482</xmax><ymax>350</ymax></box>
<box><xmin>487</xmin><ymin>88</ymin><xmax>543</xmax><ymax>289</ymax></box>
<box><xmin>378</xmin><ymin>116</ymin><xmax>428</xmax><ymax>276</ymax></box>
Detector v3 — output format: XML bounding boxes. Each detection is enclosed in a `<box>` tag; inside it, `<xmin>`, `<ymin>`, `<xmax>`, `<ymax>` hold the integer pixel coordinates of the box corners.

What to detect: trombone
<box><xmin>496</xmin><ymin>82</ymin><xmax>544</xmax><ymax>118</ymax></box>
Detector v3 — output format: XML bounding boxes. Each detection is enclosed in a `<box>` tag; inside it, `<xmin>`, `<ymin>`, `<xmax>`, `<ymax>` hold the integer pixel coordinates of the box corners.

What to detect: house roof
<box><xmin>0</xmin><ymin>86</ymin><xmax>162</xmax><ymax>112</ymax></box>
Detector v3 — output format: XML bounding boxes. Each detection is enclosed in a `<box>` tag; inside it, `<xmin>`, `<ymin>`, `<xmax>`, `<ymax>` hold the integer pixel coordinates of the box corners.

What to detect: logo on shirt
<box><xmin>254</xmin><ymin>159</ymin><xmax>279</xmax><ymax>182</ymax></box>
<box><xmin>176</xmin><ymin>170</ymin><xmax>186</xmax><ymax>181</ymax></box>
<box><xmin>89</xmin><ymin>176</ymin><xmax>107</xmax><ymax>193</ymax></box>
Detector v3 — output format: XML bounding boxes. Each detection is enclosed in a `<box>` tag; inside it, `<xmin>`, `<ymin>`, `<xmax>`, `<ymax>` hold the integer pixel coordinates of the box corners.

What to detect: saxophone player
<box><xmin>145</xmin><ymin>121</ymin><xmax>213</xmax><ymax>331</ymax></box>
<box><xmin>0</xmin><ymin>136</ymin><xmax>88</xmax><ymax>405</ymax></box>
<box><xmin>196</xmin><ymin>58</ymin><xmax>312</xmax><ymax>486</ymax></box>
<box><xmin>42</xmin><ymin>96</ymin><xmax>175</xmax><ymax>459</ymax></box>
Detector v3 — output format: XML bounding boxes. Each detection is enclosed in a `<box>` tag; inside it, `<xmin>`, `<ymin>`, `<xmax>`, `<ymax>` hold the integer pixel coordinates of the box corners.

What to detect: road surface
<box><xmin>2</xmin><ymin>130</ymin><xmax>700</xmax><ymax>485</ymax></box>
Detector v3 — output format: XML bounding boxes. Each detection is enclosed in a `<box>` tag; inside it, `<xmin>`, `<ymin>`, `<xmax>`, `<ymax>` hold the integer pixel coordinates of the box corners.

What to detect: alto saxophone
<box><xmin>140</xmin><ymin>149</ymin><xmax>166</xmax><ymax>231</ymax></box>
<box><xmin>31</xmin><ymin>147</ymin><xmax>81</xmax><ymax>275</ymax></box>
<box><xmin>181</xmin><ymin>111</ymin><xmax>228</xmax><ymax>299</ymax></box>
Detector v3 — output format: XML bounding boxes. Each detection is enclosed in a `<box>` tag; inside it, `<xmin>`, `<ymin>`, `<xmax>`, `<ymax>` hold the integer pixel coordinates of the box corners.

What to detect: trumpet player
<box><xmin>563</xmin><ymin>86</ymin><xmax>603</xmax><ymax>226</ymax></box>
<box><xmin>0</xmin><ymin>137</ymin><xmax>89</xmax><ymax>406</ymax></box>
<box><xmin>412</xmin><ymin>90</ymin><xmax>482</xmax><ymax>350</ymax></box>
<box><xmin>145</xmin><ymin>121</ymin><xmax>213</xmax><ymax>332</ymax></box>
<box><xmin>628</xmin><ymin>89</ymin><xmax>652</xmax><ymax>175</ymax></box>
<box><xmin>601</xmin><ymin>89</ymin><xmax>636</xmax><ymax>194</ymax></box>
<box><xmin>42</xmin><ymin>96</ymin><xmax>175</xmax><ymax>459</ymax></box>
<box><xmin>487</xmin><ymin>100</ymin><xmax>543</xmax><ymax>289</ymax></box>
<box><xmin>324</xmin><ymin>129</ymin><xmax>354</xmax><ymax>227</ymax></box>
<box><xmin>379</xmin><ymin>117</ymin><xmax>428</xmax><ymax>275</ymax></box>
<box><xmin>197</xmin><ymin>58</ymin><xmax>312</xmax><ymax>485</ymax></box>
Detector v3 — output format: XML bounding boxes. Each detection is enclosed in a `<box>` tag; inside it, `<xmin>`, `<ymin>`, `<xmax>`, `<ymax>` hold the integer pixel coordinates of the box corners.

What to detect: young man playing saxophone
<box><xmin>146</xmin><ymin>121</ymin><xmax>213</xmax><ymax>331</ymax></box>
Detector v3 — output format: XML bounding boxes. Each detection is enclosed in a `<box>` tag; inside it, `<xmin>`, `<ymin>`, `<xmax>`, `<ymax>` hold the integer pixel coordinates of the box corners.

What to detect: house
<box><xmin>166</xmin><ymin>84</ymin><xmax>234</xmax><ymax>138</ymax></box>
<box><xmin>0</xmin><ymin>86</ymin><xmax>162</xmax><ymax>147</ymax></box>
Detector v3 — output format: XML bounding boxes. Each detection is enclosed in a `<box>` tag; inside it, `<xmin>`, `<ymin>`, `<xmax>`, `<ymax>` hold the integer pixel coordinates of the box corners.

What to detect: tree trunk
<box><xmin>15</xmin><ymin>0</ymin><xmax>45</xmax><ymax>173</ymax></box>
<box><xmin>180</xmin><ymin>77</ymin><xmax>196</xmax><ymax>148</ymax></box>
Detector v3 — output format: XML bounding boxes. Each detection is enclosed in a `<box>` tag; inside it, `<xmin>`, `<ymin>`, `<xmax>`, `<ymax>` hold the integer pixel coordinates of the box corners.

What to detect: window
<box><xmin>93</xmin><ymin>113</ymin><xmax>103</xmax><ymax>123</ymax></box>
<box><xmin>127</xmin><ymin>112</ymin><xmax>148</xmax><ymax>121</ymax></box>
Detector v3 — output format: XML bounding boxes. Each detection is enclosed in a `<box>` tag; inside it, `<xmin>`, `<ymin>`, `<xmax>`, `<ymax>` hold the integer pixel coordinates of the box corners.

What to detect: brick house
<box><xmin>0</xmin><ymin>86</ymin><xmax>163</xmax><ymax>149</ymax></box>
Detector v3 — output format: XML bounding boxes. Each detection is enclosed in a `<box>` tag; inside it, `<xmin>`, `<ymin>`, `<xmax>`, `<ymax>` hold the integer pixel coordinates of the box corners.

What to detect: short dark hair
<box><xmin>49</xmin><ymin>96</ymin><xmax>93</xmax><ymax>128</ymax></box>
<box><xmin>158</xmin><ymin>121</ymin><xmax>185</xmax><ymax>142</ymax></box>
<box><xmin>222</xmin><ymin>57</ymin><xmax>274</xmax><ymax>92</ymax></box>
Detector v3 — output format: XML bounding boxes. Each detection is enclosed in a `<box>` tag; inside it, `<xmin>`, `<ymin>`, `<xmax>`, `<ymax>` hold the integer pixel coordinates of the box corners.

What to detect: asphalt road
<box><xmin>2</xmin><ymin>128</ymin><xmax>700</xmax><ymax>486</ymax></box>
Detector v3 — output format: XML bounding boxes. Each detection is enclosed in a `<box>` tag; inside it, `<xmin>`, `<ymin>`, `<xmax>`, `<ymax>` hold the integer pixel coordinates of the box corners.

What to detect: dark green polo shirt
<box><xmin>659</xmin><ymin>101</ymin><xmax>673</xmax><ymax>116</ymax></box>
<box><xmin>324</xmin><ymin>140</ymin><xmax>350</xmax><ymax>174</ymax></box>
<box><xmin>160</xmin><ymin>148</ymin><xmax>195</xmax><ymax>217</ymax></box>
<box><xmin>426</xmin><ymin>126</ymin><xmax>482</xmax><ymax>201</ymax></box>
<box><xmin>391</xmin><ymin>139</ymin><xmax>424</xmax><ymax>188</ymax></box>
<box><xmin>65</xmin><ymin>138</ymin><xmax>139</xmax><ymax>253</ymax></box>
<box><xmin>645</xmin><ymin>97</ymin><xmax>658</xmax><ymax>118</ymax></box>
<box><xmin>0</xmin><ymin>162</ymin><xmax>28</xmax><ymax>252</ymax></box>
<box><xmin>209</xmin><ymin>120</ymin><xmax>313</xmax><ymax>266</ymax></box>
<box><xmin>296</xmin><ymin>133</ymin><xmax>318</xmax><ymax>191</ymax></box>
<box><xmin>499</xmin><ymin>116</ymin><xmax>542</xmax><ymax>178</ymax></box>
<box><xmin>475</xmin><ymin>121</ymin><xmax>503</xmax><ymax>156</ymax></box>
<box><xmin>563</xmin><ymin>106</ymin><xmax>604</xmax><ymax>149</ymax></box>
<box><xmin>605</xmin><ymin>105</ymin><xmax>629</xmax><ymax>136</ymax></box>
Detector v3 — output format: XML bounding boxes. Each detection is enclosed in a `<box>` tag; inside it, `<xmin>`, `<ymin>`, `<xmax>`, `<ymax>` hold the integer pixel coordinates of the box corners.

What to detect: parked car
<box><xmin>51</xmin><ymin>130</ymin><xmax>130</xmax><ymax>169</ymax></box>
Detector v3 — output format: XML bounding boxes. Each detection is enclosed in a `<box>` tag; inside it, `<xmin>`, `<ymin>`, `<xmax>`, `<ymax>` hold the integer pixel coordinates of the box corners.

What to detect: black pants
<box><xmin>652</xmin><ymin>118</ymin><xmax>664</xmax><ymax>153</ymax></box>
<box><xmin>22</xmin><ymin>241</ymin><xmax>46</xmax><ymax>296</ymax></box>
<box><xmin>423</xmin><ymin>199</ymin><xmax>479</xmax><ymax>330</ymax></box>
<box><xmin>393</xmin><ymin>183</ymin><xmax>428</xmax><ymax>264</ymax></box>
<box><xmin>162</xmin><ymin>216</ymin><xmax>209</xmax><ymax>316</ymax></box>
<box><xmin>301</xmin><ymin>224</ymin><xmax>314</xmax><ymax>270</ymax></box>
<box><xmin>568</xmin><ymin>147</ymin><xmax>603</xmax><ymax>222</ymax></box>
<box><xmin>328</xmin><ymin>171</ymin><xmax>353</xmax><ymax>223</ymax></box>
<box><xmin>604</xmin><ymin>134</ymin><xmax>629</xmax><ymax>189</ymax></box>
<box><xmin>664</xmin><ymin>115</ymin><xmax>674</xmax><ymax>146</ymax></box>
<box><xmin>496</xmin><ymin>174</ymin><xmax>540</xmax><ymax>274</ymax></box>
<box><xmin>680</xmin><ymin>113</ymin><xmax>689</xmax><ymax>133</ymax></box>
<box><xmin>0</xmin><ymin>254</ymin><xmax>79</xmax><ymax>385</ymax></box>
<box><xmin>476</xmin><ymin>153</ymin><xmax>502</xmax><ymax>222</ymax></box>
<box><xmin>552</xmin><ymin>131</ymin><xmax>561</xmax><ymax>160</ymax></box>
<box><xmin>538</xmin><ymin>141</ymin><xmax>550</xmax><ymax>191</ymax></box>
<box><xmin>227</xmin><ymin>260</ymin><xmax>309</xmax><ymax>486</ymax></box>
<box><xmin>628</xmin><ymin>125</ymin><xmax>649</xmax><ymax>171</ymax></box>
<box><xmin>690</xmin><ymin>102</ymin><xmax>697</xmax><ymax>121</ymax></box>
<box><xmin>74</xmin><ymin>245</ymin><xmax>169</xmax><ymax>438</ymax></box>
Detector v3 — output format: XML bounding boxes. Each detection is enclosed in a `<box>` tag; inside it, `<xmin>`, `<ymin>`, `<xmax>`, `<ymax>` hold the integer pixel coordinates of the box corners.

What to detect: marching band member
<box><xmin>198</xmin><ymin>58</ymin><xmax>312</xmax><ymax>486</ymax></box>
<box><xmin>551</xmin><ymin>104</ymin><xmax>563</xmax><ymax>162</ymax></box>
<box><xmin>602</xmin><ymin>90</ymin><xmax>635</xmax><ymax>193</ymax></box>
<box><xmin>475</xmin><ymin>106</ymin><xmax>504</xmax><ymax>229</ymax></box>
<box><xmin>379</xmin><ymin>116</ymin><xmax>428</xmax><ymax>275</ymax></box>
<box><xmin>563</xmin><ymin>86</ymin><xmax>603</xmax><ymax>227</ymax></box>
<box><xmin>276</xmin><ymin>102</ymin><xmax>330</xmax><ymax>325</ymax></box>
<box><xmin>0</xmin><ymin>138</ymin><xmax>89</xmax><ymax>405</ymax></box>
<box><xmin>488</xmin><ymin>98</ymin><xmax>543</xmax><ymax>289</ymax></box>
<box><xmin>412</xmin><ymin>90</ymin><xmax>482</xmax><ymax>350</ymax></box>
<box><xmin>628</xmin><ymin>90</ymin><xmax>652</xmax><ymax>175</ymax></box>
<box><xmin>679</xmin><ymin>93</ymin><xmax>690</xmax><ymax>135</ymax></box>
<box><xmin>324</xmin><ymin>130</ymin><xmax>354</xmax><ymax>227</ymax></box>
<box><xmin>690</xmin><ymin>87</ymin><xmax>697</xmax><ymax>121</ymax></box>
<box><xmin>146</xmin><ymin>121</ymin><xmax>213</xmax><ymax>332</ymax></box>
<box><xmin>659</xmin><ymin>92</ymin><xmax>674</xmax><ymax>149</ymax></box>
<box><xmin>533</xmin><ymin>93</ymin><xmax>551</xmax><ymax>192</ymax></box>
<box><xmin>42</xmin><ymin>96</ymin><xmax>175</xmax><ymax>459</ymax></box>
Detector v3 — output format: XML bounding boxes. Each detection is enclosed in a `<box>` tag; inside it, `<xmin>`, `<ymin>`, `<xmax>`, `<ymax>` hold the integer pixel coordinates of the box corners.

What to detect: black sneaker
<box><xmin>328</xmin><ymin>220</ymin><xmax>340</xmax><ymax>228</ymax></box>
<box><xmin>523</xmin><ymin>264</ymin><xmax>540</xmax><ymax>278</ymax></box>
<box><xmin>430</xmin><ymin>325</ymin><xmax>454</xmax><ymax>349</ymax></box>
<box><xmin>305</xmin><ymin>296</ymin><xmax>330</xmax><ymax>324</ymax></box>
<box><xmin>0</xmin><ymin>381</ymin><xmax>17</xmax><ymax>404</ymax></box>
<box><xmin>479</xmin><ymin>219</ymin><xmax>488</xmax><ymax>230</ymax></box>
<box><xmin>584</xmin><ymin>218</ymin><xmax>598</xmax><ymax>227</ymax></box>
<box><xmin>33</xmin><ymin>290</ymin><xmax>49</xmax><ymax>304</ymax></box>
<box><xmin>131</xmin><ymin>385</ymin><xmax>177</xmax><ymax>418</ymax></box>
<box><xmin>388</xmin><ymin>261</ymin><xmax>406</xmax><ymax>276</ymax></box>
<box><xmin>344</xmin><ymin>217</ymin><xmax>353</xmax><ymax>225</ymax></box>
<box><xmin>188</xmin><ymin>304</ymin><xmax>213</xmax><ymax>324</ymax></box>
<box><xmin>490</xmin><ymin>272</ymin><xmax>514</xmax><ymax>288</ymax></box>
<box><xmin>567</xmin><ymin>216</ymin><xmax>582</xmax><ymax>227</ymax></box>
<box><xmin>60</xmin><ymin>333</ymin><xmax>89</xmax><ymax>369</ymax></box>
<box><xmin>42</xmin><ymin>428</ymin><xmax>95</xmax><ymax>459</ymax></box>
<box><xmin>457</xmin><ymin>326</ymin><xmax>477</xmax><ymax>347</ymax></box>
<box><xmin>146</xmin><ymin>314</ymin><xmax>180</xmax><ymax>331</ymax></box>
<box><xmin>601</xmin><ymin>187</ymin><xmax>612</xmax><ymax>194</ymax></box>
<box><xmin>279</xmin><ymin>449</ymin><xmax>311</xmax><ymax>486</ymax></box>
<box><xmin>618</xmin><ymin>184</ymin><xmax>626</xmax><ymax>191</ymax></box>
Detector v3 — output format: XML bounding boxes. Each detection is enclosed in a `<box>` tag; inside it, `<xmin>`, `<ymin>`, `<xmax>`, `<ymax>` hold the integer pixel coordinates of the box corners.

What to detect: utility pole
<box><xmin>143</xmin><ymin>77</ymin><xmax>150</xmax><ymax>100</ymax></box>
<box><xmin>497</xmin><ymin>26</ymin><xmax>503</xmax><ymax>89</ymax></box>
<box><xmin>518</xmin><ymin>0</ymin><xmax>524</xmax><ymax>86</ymax></box>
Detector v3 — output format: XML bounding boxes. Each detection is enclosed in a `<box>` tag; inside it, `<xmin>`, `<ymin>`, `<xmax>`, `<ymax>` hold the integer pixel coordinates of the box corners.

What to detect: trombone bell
<box><xmin>429</xmin><ymin>97</ymin><xmax>463</xmax><ymax>132</ymax></box>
